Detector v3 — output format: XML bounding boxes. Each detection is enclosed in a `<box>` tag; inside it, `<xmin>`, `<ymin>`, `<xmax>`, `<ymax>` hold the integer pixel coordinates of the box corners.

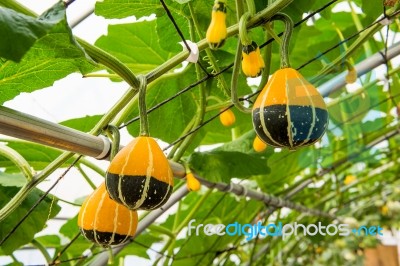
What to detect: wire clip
<box><xmin>179</xmin><ymin>40</ymin><xmax>199</xmax><ymax>63</ymax></box>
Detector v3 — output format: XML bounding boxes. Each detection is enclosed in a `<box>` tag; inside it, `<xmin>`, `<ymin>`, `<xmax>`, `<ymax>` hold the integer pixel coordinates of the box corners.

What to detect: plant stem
<box><xmin>76</xmin><ymin>164</ymin><xmax>96</xmax><ymax>189</ymax></box>
<box><xmin>79</xmin><ymin>157</ymin><xmax>106</xmax><ymax>177</ymax></box>
<box><xmin>138</xmin><ymin>75</ymin><xmax>150</xmax><ymax>136</ymax></box>
<box><xmin>148</xmin><ymin>224</ymin><xmax>175</xmax><ymax>239</ymax></box>
<box><xmin>0</xmin><ymin>145</ymin><xmax>33</xmax><ymax>181</ymax></box>
<box><xmin>231</xmin><ymin>39</ymin><xmax>252</xmax><ymax>113</ymax></box>
<box><xmin>269</xmin><ymin>13</ymin><xmax>293</xmax><ymax>68</ymax></box>
<box><xmin>31</xmin><ymin>238</ymin><xmax>52</xmax><ymax>263</ymax></box>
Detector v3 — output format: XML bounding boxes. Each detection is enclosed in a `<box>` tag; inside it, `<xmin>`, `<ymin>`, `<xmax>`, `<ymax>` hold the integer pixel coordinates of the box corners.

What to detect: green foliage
<box><xmin>0</xmin><ymin>0</ymin><xmax>399</xmax><ymax>265</ymax></box>
<box><xmin>0</xmin><ymin>186</ymin><xmax>60</xmax><ymax>254</ymax></box>
<box><xmin>0</xmin><ymin>2</ymin><xmax>94</xmax><ymax>105</ymax></box>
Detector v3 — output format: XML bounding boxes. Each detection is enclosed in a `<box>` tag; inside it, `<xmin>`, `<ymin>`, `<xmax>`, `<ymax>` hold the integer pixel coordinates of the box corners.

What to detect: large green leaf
<box><xmin>60</xmin><ymin>115</ymin><xmax>102</xmax><ymax>132</ymax></box>
<box><xmin>95</xmin><ymin>20</ymin><xmax>174</xmax><ymax>74</ymax></box>
<box><xmin>189</xmin><ymin>150</ymin><xmax>268</xmax><ymax>183</ymax></box>
<box><xmin>0</xmin><ymin>185</ymin><xmax>61</xmax><ymax>254</ymax></box>
<box><xmin>0</xmin><ymin>3</ymin><xmax>94</xmax><ymax>105</ymax></box>
<box><xmin>0</xmin><ymin>2</ymin><xmax>66</xmax><ymax>62</ymax></box>
<box><xmin>126</xmin><ymin>67</ymin><xmax>197</xmax><ymax>143</ymax></box>
<box><xmin>95</xmin><ymin>0</ymin><xmax>164</xmax><ymax>19</ymax></box>
<box><xmin>0</xmin><ymin>140</ymin><xmax>73</xmax><ymax>172</ymax></box>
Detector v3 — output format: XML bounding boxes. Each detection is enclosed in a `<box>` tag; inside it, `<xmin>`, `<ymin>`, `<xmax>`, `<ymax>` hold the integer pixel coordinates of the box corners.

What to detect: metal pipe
<box><xmin>319</xmin><ymin>42</ymin><xmax>400</xmax><ymax>97</ymax></box>
<box><xmin>0</xmin><ymin>106</ymin><xmax>110</xmax><ymax>159</ymax></box>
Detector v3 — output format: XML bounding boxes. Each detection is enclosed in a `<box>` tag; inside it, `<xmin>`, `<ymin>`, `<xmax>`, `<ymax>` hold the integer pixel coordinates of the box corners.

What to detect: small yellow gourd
<box><xmin>206</xmin><ymin>0</ymin><xmax>227</xmax><ymax>49</ymax></box>
<box><xmin>186</xmin><ymin>172</ymin><xmax>201</xmax><ymax>192</ymax></box>
<box><xmin>106</xmin><ymin>136</ymin><xmax>174</xmax><ymax>211</ymax></box>
<box><xmin>78</xmin><ymin>183</ymin><xmax>138</xmax><ymax>246</ymax></box>
<box><xmin>344</xmin><ymin>175</ymin><xmax>356</xmax><ymax>185</ymax></box>
<box><xmin>253</xmin><ymin>136</ymin><xmax>267</xmax><ymax>152</ymax></box>
<box><xmin>219</xmin><ymin>108</ymin><xmax>236</xmax><ymax>127</ymax></box>
<box><xmin>242</xmin><ymin>41</ymin><xmax>265</xmax><ymax>78</ymax></box>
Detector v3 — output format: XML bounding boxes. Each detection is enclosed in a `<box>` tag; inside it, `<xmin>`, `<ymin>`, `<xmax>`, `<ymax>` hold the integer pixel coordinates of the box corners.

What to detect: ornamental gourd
<box><xmin>252</xmin><ymin>68</ymin><xmax>328</xmax><ymax>149</ymax></box>
<box><xmin>219</xmin><ymin>108</ymin><xmax>236</xmax><ymax>127</ymax></box>
<box><xmin>253</xmin><ymin>135</ymin><xmax>267</xmax><ymax>152</ymax></box>
<box><xmin>206</xmin><ymin>0</ymin><xmax>227</xmax><ymax>49</ymax></box>
<box><xmin>106</xmin><ymin>136</ymin><xmax>174</xmax><ymax>210</ymax></box>
<box><xmin>242</xmin><ymin>41</ymin><xmax>265</xmax><ymax>78</ymax></box>
<box><xmin>186</xmin><ymin>172</ymin><xmax>201</xmax><ymax>192</ymax></box>
<box><xmin>78</xmin><ymin>183</ymin><xmax>138</xmax><ymax>246</ymax></box>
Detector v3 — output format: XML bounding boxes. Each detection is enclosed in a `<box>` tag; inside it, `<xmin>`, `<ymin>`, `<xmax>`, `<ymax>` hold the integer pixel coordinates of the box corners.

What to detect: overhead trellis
<box><xmin>0</xmin><ymin>0</ymin><xmax>400</xmax><ymax>265</ymax></box>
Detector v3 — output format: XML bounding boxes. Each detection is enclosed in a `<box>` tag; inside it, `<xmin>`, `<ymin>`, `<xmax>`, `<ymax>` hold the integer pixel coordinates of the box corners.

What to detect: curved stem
<box><xmin>79</xmin><ymin>157</ymin><xmax>106</xmax><ymax>177</ymax></box>
<box><xmin>0</xmin><ymin>144</ymin><xmax>33</xmax><ymax>181</ymax></box>
<box><xmin>78</xmin><ymin>39</ymin><xmax>140</xmax><ymax>89</ymax></box>
<box><xmin>31</xmin><ymin>238</ymin><xmax>52</xmax><ymax>263</ymax></box>
<box><xmin>269</xmin><ymin>13</ymin><xmax>293</xmax><ymax>68</ymax></box>
<box><xmin>239</xmin><ymin>12</ymin><xmax>253</xmax><ymax>46</ymax></box>
<box><xmin>231</xmin><ymin>40</ymin><xmax>252</xmax><ymax>113</ymax></box>
<box><xmin>258</xmin><ymin>27</ymin><xmax>274</xmax><ymax>90</ymax></box>
<box><xmin>105</xmin><ymin>125</ymin><xmax>120</xmax><ymax>160</ymax></box>
<box><xmin>138</xmin><ymin>75</ymin><xmax>150</xmax><ymax>136</ymax></box>
<box><xmin>246</xmin><ymin>0</ymin><xmax>256</xmax><ymax>15</ymax></box>
<box><xmin>0</xmin><ymin>181</ymin><xmax>35</xmax><ymax>221</ymax></box>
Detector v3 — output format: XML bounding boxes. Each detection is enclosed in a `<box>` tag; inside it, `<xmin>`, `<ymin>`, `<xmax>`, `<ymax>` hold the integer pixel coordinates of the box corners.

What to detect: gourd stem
<box><xmin>231</xmin><ymin>40</ymin><xmax>252</xmax><ymax>113</ymax></box>
<box><xmin>105</xmin><ymin>125</ymin><xmax>120</xmax><ymax>160</ymax></box>
<box><xmin>239</xmin><ymin>12</ymin><xmax>253</xmax><ymax>46</ymax></box>
<box><xmin>258</xmin><ymin>27</ymin><xmax>274</xmax><ymax>90</ymax></box>
<box><xmin>0</xmin><ymin>145</ymin><xmax>33</xmax><ymax>181</ymax></box>
<box><xmin>138</xmin><ymin>75</ymin><xmax>150</xmax><ymax>137</ymax></box>
<box><xmin>269</xmin><ymin>13</ymin><xmax>293</xmax><ymax>69</ymax></box>
<box><xmin>246</xmin><ymin>0</ymin><xmax>256</xmax><ymax>16</ymax></box>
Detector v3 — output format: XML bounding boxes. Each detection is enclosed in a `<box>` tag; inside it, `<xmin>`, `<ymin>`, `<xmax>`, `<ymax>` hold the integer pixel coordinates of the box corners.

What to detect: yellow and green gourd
<box><xmin>78</xmin><ymin>182</ymin><xmax>138</xmax><ymax>246</ymax></box>
<box><xmin>252</xmin><ymin>68</ymin><xmax>328</xmax><ymax>149</ymax></box>
<box><xmin>206</xmin><ymin>0</ymin><xmax>227</xmax><ymax>49</ymax></box>
<box><xmin>106</xmin><ymin>136</ymin><xmax>174</xmax><ymax>211</ymax></box>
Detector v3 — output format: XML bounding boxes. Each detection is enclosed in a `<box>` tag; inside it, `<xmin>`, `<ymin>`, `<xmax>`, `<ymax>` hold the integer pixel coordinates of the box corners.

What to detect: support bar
<box><xmin>0</xmin><ymin>106</ymin><xmax>110</xmax><ymax>159</ymax></box>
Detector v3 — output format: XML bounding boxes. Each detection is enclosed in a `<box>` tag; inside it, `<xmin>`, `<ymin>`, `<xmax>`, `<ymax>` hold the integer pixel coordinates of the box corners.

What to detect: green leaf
<box><xmin>95</xmin><ymin>20</ymin><xmax>174</xmax><ymax>74</ymax></box>
<box><xmin>0</xmin><ymin>3</ymin><xmax>94</xmax><ymax>105</ymax></box>
<box><xmin>156</xmin><ymin>13</ymin><xmax>190</xmax><ymax>53</ymax></box>
<box><xmin>188</xmin><ymin>149</ymin><xmax>270</xmax><ymax>183</ymax></box>
<box><xmin>0</xmin><ymin>140</ymin><xmax>73</xmax><ymax>172</ymax></box>
<box><xmin>0</xmin><ymin>172</ymin><xmax>26</xmax><ymax>187</ymax></box>
<box><xmin>60</xmin><ymin>115</ymin><xmax>102</xmax><ymax>132</ymax></box>
<box><xmin>126</xmin><ymin>67</ymin><xmax>197</xmax><ymax>143</ymax></box>
<box><xmin>95</xmin><ymin>0</ymin><xmax>163</xmax><ymax>19</ymax></box>
<box><xmin>0</xmin><ymin>185</ymin><xmax>61</xmax><ymax>254</ymax></box>
<box><xmin>0</xmin><ymin>2</ymin><xmax>65</xmax><ymax>62</ymax></box>
<box><xmin>35</xmin><ymin>234</ymin><xmax>61</xmax><ymax>247</ymax></box>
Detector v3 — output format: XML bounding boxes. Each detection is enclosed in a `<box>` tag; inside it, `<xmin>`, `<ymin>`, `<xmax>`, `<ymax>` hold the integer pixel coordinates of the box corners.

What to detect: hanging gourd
<box><xmin>186</xmin><ymin>171</ymin><xmax>201</xmax><ymax>192</ymax></box>
<box><xmin>206</xmin><ymin>0</ymin><xmax>227</xmax><ymax>49</ymax></box>
<box><xmin>252</xmin><ymin>13</ymin><xmax>328</xmax><ymax>149</ymax></box>
<box><xmin>239</xmin><ymin>12</ymin><xmax>265</xmax><ymax>78</ymax></box>
<box><xmin>106</xmin><ymin>76</ymin><xmax>174</xmax><ymax>210</ymax></box>
<box><xmin>345</xmin><ymin>61</ymin><xmax>357</xmax><ymax>84</ymax></box>
<box><xmin>253</xmin><ymin>135</ymin><xmax>267</xmax><ymax>152</ymax></box>
<box><xmin>219</xmin><ymin>108</ymin><xmax>236</xmax><ymax>127</ymax></box>
<box><xmin>78</xmin><ymin>182</ymin><xmax>138</xmax><ymax>246</ymax></box>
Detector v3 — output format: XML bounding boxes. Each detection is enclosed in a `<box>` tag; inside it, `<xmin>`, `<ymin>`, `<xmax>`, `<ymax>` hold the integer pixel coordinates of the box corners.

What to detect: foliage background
<box><xmin>1</xmin><ymin>0</ymin><xmax>400</xmax><ymax>265</ymax></box>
